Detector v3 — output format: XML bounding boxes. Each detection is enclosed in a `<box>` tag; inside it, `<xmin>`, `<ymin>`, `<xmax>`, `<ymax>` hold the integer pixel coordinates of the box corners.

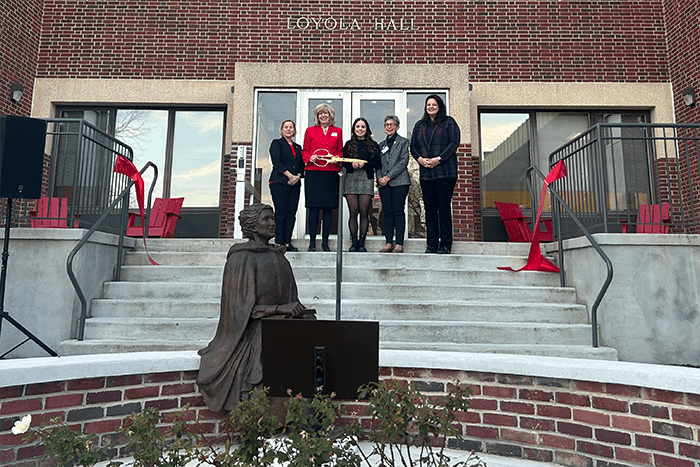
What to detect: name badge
<box><xmin>331</xmin><ymin>132</ymin><xmax>338</xmax><ymax>137</ymax></box>
<box><xmin>381</xmin><ymin>146</ymin><xmax>389</xmax><ymax>154</ymax></box>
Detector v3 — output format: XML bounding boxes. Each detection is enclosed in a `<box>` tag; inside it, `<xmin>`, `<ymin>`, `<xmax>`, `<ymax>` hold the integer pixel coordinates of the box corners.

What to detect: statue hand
<box><xmin>277</xmin><ymin>302</ymin><xmax>305</xmax><ymax>318</ymax></box>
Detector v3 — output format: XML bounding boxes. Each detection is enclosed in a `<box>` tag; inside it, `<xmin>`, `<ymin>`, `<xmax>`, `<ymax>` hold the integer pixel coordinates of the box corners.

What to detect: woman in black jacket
<box><xmin>269</xmin><ymin>120</ymin><xmax>305</xmax><ymax>252</ymax></box>
<box><xmin>342</xmin><ymin>117</ymin><xmax>381</xmax><ymax>252</ymax></box>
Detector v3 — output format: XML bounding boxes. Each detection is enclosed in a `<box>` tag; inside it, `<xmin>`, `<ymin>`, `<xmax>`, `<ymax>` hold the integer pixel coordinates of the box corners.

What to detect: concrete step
<box><xmin>89</xmin><ymin>298</ymin><xmax>587</xmax><ymax>324</ymax></box>
<box><xmin>57</xmin><ymin>340</ymin><xmax>615</xmax><ymax>362</ymax></box>
<box><xmin>79</xmin><ymin>317</ymin><xmax>595</xmax><ymax>346</ymax></box>
<box><xmin>379</xmin><ymin>321</ymin><xmax>594</xmax><ymax>346</ymax></box>
<box><xmin>122</xmin><ymin>250</ymin><xmax>539</xmax><ymax>271</ymax></box>
<box><xmin>101</xmin><ymin>281</ymin><xmax>578</xmax><ymax>304</ymax></box>
<box><xmin>119</xmin><ymin>264</ymin><xmax>561</xmax><ymax>287</ymax></box>
<box><xmin>380</xmin><ymin>342</ymin><xmax>618</xmax><ymax>360</ymax></box>
<box><xmin>127</xmin><ymin>238</ymin><xmax>534</xmax><ymax>255</ymax></box>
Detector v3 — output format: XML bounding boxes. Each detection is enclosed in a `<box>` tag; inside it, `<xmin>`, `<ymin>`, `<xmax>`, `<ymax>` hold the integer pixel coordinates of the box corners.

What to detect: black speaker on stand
<box><xmin>0</xmin><ymin>115</ymin><xmax>57</xmax><ymax>358</ymax></box>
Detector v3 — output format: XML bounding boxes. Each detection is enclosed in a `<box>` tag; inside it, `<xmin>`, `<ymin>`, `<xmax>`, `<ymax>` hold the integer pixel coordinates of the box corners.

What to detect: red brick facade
<box><xmin>1</xmin><ymin>0</ymin><xmax>698</xmax><ymax>238</ymax></box>
<box><xmin>34</xmin><ymin>1</ymin><xmax>669</xmax><ymax>83</ymax></box>
<box><xmin>0</xmin><ymin>0</ymin><xmax>42</xmax><ymax>118</ymax></box>
<box><xmin>2</xmin><ymin>367</ymin><xmax>699</xmax><ymax>466</ymax></box>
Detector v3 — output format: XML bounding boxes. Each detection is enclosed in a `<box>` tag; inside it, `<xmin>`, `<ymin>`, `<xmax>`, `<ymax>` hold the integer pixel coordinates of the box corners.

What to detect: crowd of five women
<box><xmin>268</xmin><ymin>95</ymin><xmax>460</xmax><ymax>254</ymax></box>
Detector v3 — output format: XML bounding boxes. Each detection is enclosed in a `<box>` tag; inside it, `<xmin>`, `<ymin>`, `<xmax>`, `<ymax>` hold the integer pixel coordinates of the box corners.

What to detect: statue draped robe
<box><xmin>196</xmin><ymin>241</ymin><xmax>301</xmax><ymax>412</ymax></box>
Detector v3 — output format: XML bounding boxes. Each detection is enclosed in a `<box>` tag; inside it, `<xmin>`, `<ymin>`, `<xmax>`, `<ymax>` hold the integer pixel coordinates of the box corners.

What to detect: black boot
<box><xmin>348</xmin><ymin>235</ymin><xmax>358</xmax><ymax>252</ymax></box>
<box><xmin>358</xmin><ymin>235</ymin><xmax>367</xmax><ymax>252</ymax></box>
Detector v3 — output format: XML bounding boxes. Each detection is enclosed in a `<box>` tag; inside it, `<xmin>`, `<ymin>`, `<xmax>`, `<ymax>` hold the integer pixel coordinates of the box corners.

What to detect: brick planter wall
<box><xmin>2</xmin><ymin>364</ymin><xmax>699</xmax><ymax>467</ymax></box>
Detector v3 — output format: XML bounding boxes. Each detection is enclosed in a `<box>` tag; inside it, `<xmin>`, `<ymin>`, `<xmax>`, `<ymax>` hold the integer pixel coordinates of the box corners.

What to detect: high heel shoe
<box><xmin>308</xmin><ymin>240</ymin><xmax>316</xmax><ymax>251</ymax></box>
<box><xmin>322</xmin><ymin>241</ymin><xmax>331</xmax><ymax>252</ymax></box>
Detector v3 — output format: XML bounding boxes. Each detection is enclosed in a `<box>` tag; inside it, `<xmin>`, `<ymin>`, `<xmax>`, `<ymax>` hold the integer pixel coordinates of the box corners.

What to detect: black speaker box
<box><xmin>0</xmin><ymin>115</ymin><xmax>46</xmax><ymax>199</ymax></box>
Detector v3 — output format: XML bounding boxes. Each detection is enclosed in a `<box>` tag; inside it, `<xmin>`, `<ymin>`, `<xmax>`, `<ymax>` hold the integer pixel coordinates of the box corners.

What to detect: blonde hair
<box><xmin>279</xmin><ymin>119</ymin><xmax>296</xmax><ymax>137</ymax></box>
<box><xmin>313</xmin><ymin>103</ymin><xmax>336</xmax><ymax>126</ymax></box>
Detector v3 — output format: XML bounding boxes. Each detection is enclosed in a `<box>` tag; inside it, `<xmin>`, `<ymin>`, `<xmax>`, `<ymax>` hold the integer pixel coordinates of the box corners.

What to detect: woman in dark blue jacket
<box><xmin>410</xmin><ymin>95</ymin><xmax>461</xmax><ymax>254</ymax></box>
<box><xmin>269</xmin><ymin>120</ymin><xmax>305</xmax><ymax>252</ymax></box>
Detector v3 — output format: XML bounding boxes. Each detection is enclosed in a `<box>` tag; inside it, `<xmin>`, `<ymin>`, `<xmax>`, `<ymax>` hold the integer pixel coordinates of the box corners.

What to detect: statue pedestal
<box><xmin>262</xmin><ymin>319</ymin><xmax>379</xmax><ymax>400</ymax></box>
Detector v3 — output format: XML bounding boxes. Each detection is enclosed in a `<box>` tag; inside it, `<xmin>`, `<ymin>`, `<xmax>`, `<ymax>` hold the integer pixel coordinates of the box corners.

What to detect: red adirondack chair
<box><xmin>621</xmin><ymin>203</ymin><xmax>671</xmax><ymax>233</ymax></box>
<box><xmin>29</xmin><ymin>197</ymin><xmax>81</xmax><ymax>228</ymax></box>
<box><xmin>126</xmin><ymin>197</ymin><xmax>184</xmax><ymax>238</ymax></box>
<box><xmin>494</xmin><ymin>201</ymin><xmax>553</xmax><ymax>242</ymax></box>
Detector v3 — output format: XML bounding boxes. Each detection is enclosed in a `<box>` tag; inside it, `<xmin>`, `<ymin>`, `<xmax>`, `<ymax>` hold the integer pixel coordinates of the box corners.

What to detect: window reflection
<box><xmin>255</xmin><ymin>92</ymin><xmax>297</xmax><ymax>205</ymax></box>
<box><xmin>171</xmin><ymin>111</ymin><xmax>224</xmax><ymax>207</ymax></box>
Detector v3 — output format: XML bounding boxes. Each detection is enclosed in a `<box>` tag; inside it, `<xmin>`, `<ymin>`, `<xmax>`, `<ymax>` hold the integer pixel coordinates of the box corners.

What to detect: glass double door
<box><xmin>295</xmin><ymin>91</ymin><xmax>406</xmax><ymax>241</ymax></box>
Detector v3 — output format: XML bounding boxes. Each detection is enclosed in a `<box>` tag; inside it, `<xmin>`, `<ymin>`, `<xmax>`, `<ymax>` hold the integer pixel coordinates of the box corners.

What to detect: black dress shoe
<box><xmin>308</xmin><ymin>242</ymin><xmax>316</xmax><ymax>251</ymax></box>
<box><xmin>425</xmin><ymin>247</ymin><xmax>438</xmax><ymax>254</ymax></box>
<box><xmin>437</xmin><ymin>246</ymin><xmax>451</xmax><ymax>254</ymax></box>
<box><xmin>322</xmin><ymin>243</ymin><xmax>331</xmax><ymax>252</ymax></box>
<box><xmin>286</xmin><ymin>244</ymin><xmax>298</xmax><ymax>252</ymax></box>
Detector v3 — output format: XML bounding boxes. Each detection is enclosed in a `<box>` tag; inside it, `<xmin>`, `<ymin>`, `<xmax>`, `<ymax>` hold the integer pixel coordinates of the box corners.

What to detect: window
<box><xmin>479</xmin><ymin>110</ymin><xmax>650</xmax><ymax>241</ymax></box>
<box><xmin>58</xmin><ymin>107</ymin><xmax>225</xmax><ymax>208</ymax></box>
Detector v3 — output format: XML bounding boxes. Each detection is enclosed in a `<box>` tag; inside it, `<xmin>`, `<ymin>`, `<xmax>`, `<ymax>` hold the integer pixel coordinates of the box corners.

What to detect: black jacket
<box><xmin>269</xmin><ymin>137</ymin><xmax>304</xmax><ymax>184</ymax></box>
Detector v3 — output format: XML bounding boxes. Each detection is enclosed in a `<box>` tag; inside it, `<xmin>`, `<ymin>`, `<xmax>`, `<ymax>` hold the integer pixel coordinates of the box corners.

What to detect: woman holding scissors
<box><xmin>342</xmin><ymin>117</ymin><xmax>381</xmax><ymax>252</ymax></box>
<box><xmin>302</xmin><ymin>103</ymin><xmax>343</xmax><ymax>251</ymax></box>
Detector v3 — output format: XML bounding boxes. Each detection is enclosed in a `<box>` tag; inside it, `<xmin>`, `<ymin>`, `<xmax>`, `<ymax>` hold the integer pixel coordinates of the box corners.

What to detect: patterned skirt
<box><xmin>343</xmin><ymin>169</ymin><xmax>374</xmax><ymax>195</ymax></box>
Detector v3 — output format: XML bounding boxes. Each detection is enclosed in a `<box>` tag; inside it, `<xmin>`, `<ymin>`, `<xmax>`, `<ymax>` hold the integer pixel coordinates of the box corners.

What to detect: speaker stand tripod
<box><xmin>0</xmin><ymin>198</ymin><xmax>58</xmax><ymax>358</ymax></box>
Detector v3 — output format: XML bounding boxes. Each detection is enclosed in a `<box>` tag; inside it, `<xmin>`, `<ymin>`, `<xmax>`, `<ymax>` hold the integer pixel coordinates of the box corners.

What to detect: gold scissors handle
<box><xmin>310</xmin><ymin>150</ymin><xmax>366</xmax><ymax>167</ymax></box>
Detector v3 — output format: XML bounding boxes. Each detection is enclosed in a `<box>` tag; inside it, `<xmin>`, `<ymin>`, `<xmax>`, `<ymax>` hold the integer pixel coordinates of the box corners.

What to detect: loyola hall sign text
<box><xmin>286</xmin><ymin>16</ymin><xmax>420</xmax><ymax>31</ymax></box>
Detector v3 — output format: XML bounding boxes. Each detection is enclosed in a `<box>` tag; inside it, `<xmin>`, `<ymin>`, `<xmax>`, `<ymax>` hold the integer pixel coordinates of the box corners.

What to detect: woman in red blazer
<box><xmin>302</xmin><ymin>104</ymin><xmax>343</xmax><ymax>251</ymax></box>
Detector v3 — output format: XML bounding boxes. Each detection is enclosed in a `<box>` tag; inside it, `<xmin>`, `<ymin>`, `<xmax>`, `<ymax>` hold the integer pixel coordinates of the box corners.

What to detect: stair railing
<box><xmin>526</xmin><ymin>165</ymin><xmax>613</xmax><ymax>348</ymax></box>
<box><xmin>67</xmin><ymin>162</ymin><xmax>158</xmax><ymax>341</ymax></box>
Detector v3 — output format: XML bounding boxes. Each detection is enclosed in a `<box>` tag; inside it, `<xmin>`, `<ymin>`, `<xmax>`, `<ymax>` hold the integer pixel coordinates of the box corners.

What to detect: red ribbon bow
<box><xmin>499</xmin><ymin>161</ymin><xmax>566</xmax><ymax>273</ymax></box>
<box><xmin>114</xmin><ymin>155</ymin><xmax>159</xmax><ymax>266</ymax></box>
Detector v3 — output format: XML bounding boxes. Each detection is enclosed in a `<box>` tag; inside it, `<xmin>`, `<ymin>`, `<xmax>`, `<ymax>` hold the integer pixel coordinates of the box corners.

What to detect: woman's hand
<box><xmin>288</xmin><ymin>174</ymin><xmax>301</xmax><ymax>185</ymax></box>
<box><xmin>352</xmin><ymin>160</ymin><xmax>365</xmax><ymax>169</ymax></box>
<box><xmin>378</xmin><ymin>176</ymin><xmax>390</xmax><ymax>187</ymax></box>
<box><xmin>309</xmin><ymin>154</ymin><xmax>317</xmax><ymax>164</ymax></box>
<box><xmin>418</xmin><ymin>157</ymin><xmax>439</xmax><ymax>169</ymax></box>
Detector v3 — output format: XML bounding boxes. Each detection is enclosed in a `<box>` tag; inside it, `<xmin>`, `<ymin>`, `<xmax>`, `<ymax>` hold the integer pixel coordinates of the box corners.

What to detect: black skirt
<box><xmin>304</xmin><ymin>170</ymin><xmax>339</xmax><ymax>209</ymax></box>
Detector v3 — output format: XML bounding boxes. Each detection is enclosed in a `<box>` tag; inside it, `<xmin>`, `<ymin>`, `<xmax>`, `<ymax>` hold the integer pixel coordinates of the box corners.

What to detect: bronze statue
<box><xmin>197</xmin><ymin>203</ymin><xmax>315</xmax><ymax>412</ymax></box>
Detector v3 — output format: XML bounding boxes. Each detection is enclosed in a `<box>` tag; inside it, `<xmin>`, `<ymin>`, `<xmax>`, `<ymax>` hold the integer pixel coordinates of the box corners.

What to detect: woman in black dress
<box><xmin>342</xmin><ymin>117</ymin><xmax>381</xmax><ymax>252</ymax></box>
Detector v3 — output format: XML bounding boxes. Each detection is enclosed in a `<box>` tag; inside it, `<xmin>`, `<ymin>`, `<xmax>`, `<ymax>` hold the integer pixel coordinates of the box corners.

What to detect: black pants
<box><xmin>378</xmin><ymin>184</ymin><xmax>410</xmax><ymax>245</ymax></box>
<box><xmin>270</xmin><ymin>182</ymin><xmax>301</xmax><ymax>245</ymax></box>
<box><xmin>420</xmin><ymin>177</ymin><xmax>456</xmax><ymax>250</ymax></box>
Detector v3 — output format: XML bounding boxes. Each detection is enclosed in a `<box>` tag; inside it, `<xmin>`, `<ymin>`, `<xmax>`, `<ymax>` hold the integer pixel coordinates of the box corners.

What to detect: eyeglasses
<box><xmin>384</xmin><ymin>122</ymin><xmax>397</xmax><ymax>127</ymax></box>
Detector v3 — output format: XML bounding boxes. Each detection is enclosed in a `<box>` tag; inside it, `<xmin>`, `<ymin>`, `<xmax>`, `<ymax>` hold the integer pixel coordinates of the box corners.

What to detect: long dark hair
<box><xmin>346</xmin><ymin>117</ymin><xmax>379</xmax><ymax>159</ymax></box>
<box><xmin>419</xmin><ymin>94</ymin><xmax>448</xmax><ymax>126</ymax></box>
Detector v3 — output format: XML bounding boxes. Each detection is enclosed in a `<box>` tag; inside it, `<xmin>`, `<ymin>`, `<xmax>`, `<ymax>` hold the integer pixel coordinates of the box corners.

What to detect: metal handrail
<box><xmin>526</xmin><ymin>165</ymin><xmax>613</xmax><ymax>348</ymax></box>
<box><xmin>67</xmin><ymin>162</ymin><xmax>158</xmax><ymax>341</ymax></box>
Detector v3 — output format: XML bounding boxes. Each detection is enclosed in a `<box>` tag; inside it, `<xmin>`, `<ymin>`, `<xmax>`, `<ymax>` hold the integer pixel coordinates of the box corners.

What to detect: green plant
<box><xmin>352</xmin><ymin>379</ymin><xmax>483</xmax><ymax>467</ymax></box>
<box><xmin>120</xmin><ymin>406</ymin><xmax>199</xmax><ymax>467</ymax></box>
<box><xmin>15</xmin><ymin>414</ymin><xmax>118</xmax><ymax>467</ymax></box>
<box><xmin>275</xmin><ymin>389</ymin><xmax>361</xmax><ymax>467</ymax></box>
<box><xmin>15</xmin><ymin>379</ymin><xmax>485</xmax><ymax>467</ymax></box>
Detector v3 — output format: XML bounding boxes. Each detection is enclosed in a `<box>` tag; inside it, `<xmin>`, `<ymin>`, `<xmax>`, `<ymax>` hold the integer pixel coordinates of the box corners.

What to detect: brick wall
<box><xmin>37</xmin><ymin>0</ymin><xmax>669</xmax><ymax>84</ymax></box>
<box><xmin>663</xmin><ymin>0</ymin><xmax>700</xmax><ymax>125</ymax></box>
<box><xmin>0</xmin><ymin>0</ymin><xmax>42</xmax><ymax>118</ymax></box>
<box><xmin>2</xmin><ymin>366</ymin><xmax>699</xmax><ymax>467</ymax></box>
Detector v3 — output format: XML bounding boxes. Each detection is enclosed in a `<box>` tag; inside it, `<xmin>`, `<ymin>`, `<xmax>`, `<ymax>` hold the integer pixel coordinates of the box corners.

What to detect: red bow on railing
<box><xmin>499</xmin><ymin>161</ymin><xmax>566</xmax><ymax>273</ymax></box>
<box><xmin>114</xmin><ymin>155</ymin><xmax>159</xmax><ymax>266</ymax></box>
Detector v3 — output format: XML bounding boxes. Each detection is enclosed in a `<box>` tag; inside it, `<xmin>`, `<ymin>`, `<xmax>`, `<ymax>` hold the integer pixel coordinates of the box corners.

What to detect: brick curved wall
<box><xmin>2</xmin><ymin>366</ymin><xmax>699</xmax><ymax>466</ymax></box>
<box><xmin>36</xmin><ymin>0</ymin><xmax>669</xmax><ymax>83</ymax></box>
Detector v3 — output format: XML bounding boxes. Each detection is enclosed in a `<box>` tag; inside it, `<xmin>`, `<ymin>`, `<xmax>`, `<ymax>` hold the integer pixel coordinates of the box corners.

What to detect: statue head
<box><xmin>239</xmin><ymin>203</ymin><xmax>275</xmax><ymax>242</ymax></box>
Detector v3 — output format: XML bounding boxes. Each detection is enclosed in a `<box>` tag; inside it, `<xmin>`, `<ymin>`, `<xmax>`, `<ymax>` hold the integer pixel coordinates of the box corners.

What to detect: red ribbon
<box><xmin>499</xmin><ymin>161</ymin><xmax>567</xmax><ymax>273</ymax></box>
<box><xmin>114</xmin><ymin>155</ymin><xmax>159</xmax><ymax>266</ymax></box>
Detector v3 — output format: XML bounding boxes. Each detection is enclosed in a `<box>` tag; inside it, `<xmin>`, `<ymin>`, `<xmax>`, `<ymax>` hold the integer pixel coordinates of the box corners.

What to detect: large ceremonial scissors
<box><xmin>310</xmin><ymin>149</ymin><xmax>366</xmax><ymax>167</ymax></box>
